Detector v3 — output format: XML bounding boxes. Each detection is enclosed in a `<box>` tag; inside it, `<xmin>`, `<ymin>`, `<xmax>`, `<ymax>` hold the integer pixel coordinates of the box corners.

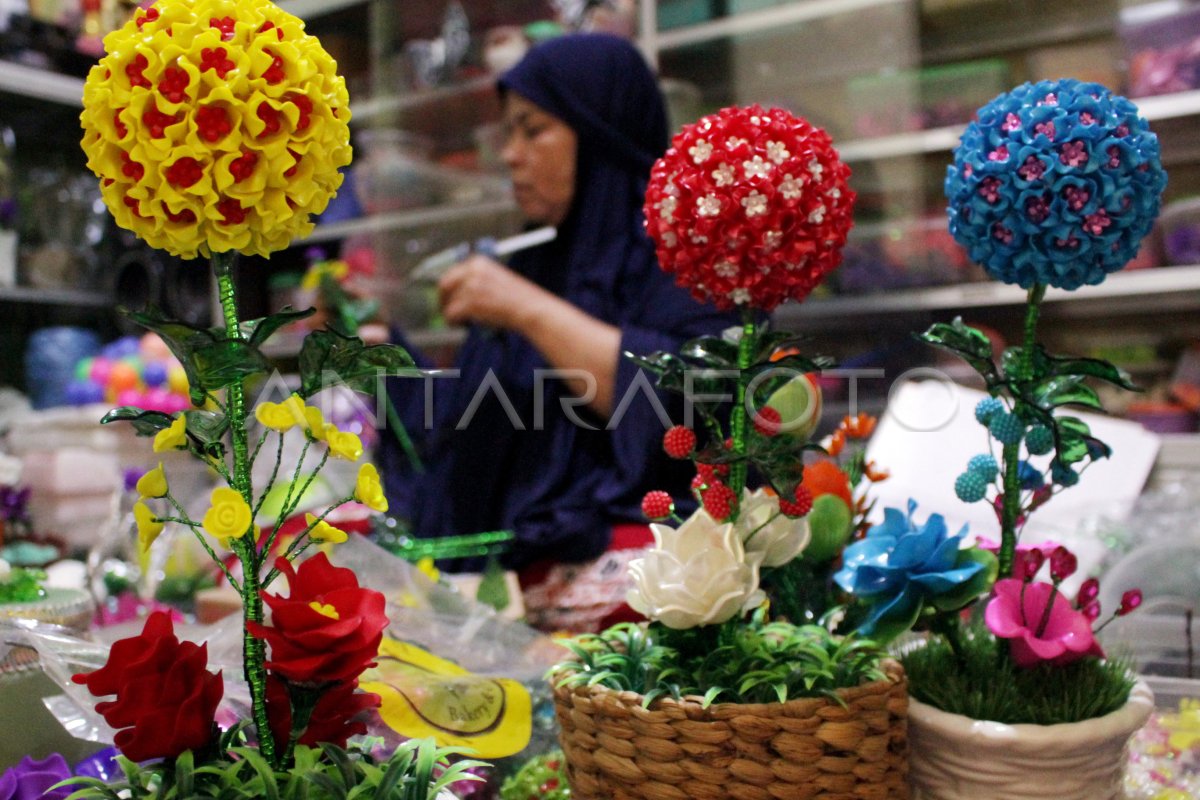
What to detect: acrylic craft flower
<box><xmin>202</xmin><ymin>486</ymin><xmax>253</xmax><ymax>541</ymax></box>
<box><xmin>305</xmin><ymin>513</ymin><xmax>348</xmax><ymax>544</ymax></box>
<box><xmin>265</xmin><ymin>675</ymin><xmax>379</xmax><ymax>749</ymax></box>
<box><xmin>136</xmin><ymin>462</ymin><xmax>168</xmax><ymax>498</ymax></box>
<box><xmin>737</xmin><ymin>487</ymin><xmax>810</xmax><ymax>567</ymax></box>
<box><xmin>354</xmin><ymin>462</ymin><xmax>388</xmax><ymax>512</ymax></box>
<box><xmin>79</xmin><ymin>0</ymin><xmax>352</xmax><ymax>259</ymax></box>
<box><xmin>626</xmin><ymin>509</ymin><xmax>765</xmax><ymax>629</ymax></box>
<box><xmin>834</xmin><ymin>500</ymin><xmax>994</xmax><ymax>640</ymax></box>
<box><xmin>72</xmin><ymin>611</ymin><xmax>223</xmax><ymax>762</ymax></box>
<box><xmin>945</xmin><ymin>79</ymin><xmax>1167</xmax><ymax>289</ymax></box>
<box><xmin>153</xmin><ymin>414</ymin><xmax>187</xmax><ymax>452</ymax></box>
<box><xmin>255</xmin><ymin>394</ymin><xmax>309</xmax><ymax>432</ymax></box>
<box><xmin>248</xmin><ymin>553</ymin><xmax>388</xmax><ymax>683</ymax></box>
<box><xmin>985</xmin><ymin>577</ymin><xmax>1105</xmax><ymax>668</ymax></box>
<box><xmin>644</xmin><ymin>104</ymin><xmax>855</xmax><ymax>311</ymax></box>
<box><xmin>325</xmin><ymin>428</ymin><xmax>363</xmax><ymax>461</ymax></box>
<box><xmin>0</xmin><ymin>753</ymin><xmax>72</xmax><ymax>800</ymax></box>
<box><xmin>134</xmin><ymin>500</ymin><xmax>165</xmax><ymax>551</ymax></box>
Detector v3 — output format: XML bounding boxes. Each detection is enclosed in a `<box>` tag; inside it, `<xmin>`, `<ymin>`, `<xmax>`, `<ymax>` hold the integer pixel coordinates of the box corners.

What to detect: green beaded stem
<box><xmin>728</xmin><ymin>309</ymin><xmax>757</xmax><ymax>505</ymax></box>
<box><xmin>997</xmin><ymin>283</ymin><xmax>1046</xmax><ymax>580</ymax></box>
<box><xmin>212</xmin><ymin>251</ymin><xmax>277</xmax><ymax>768</ymax></box>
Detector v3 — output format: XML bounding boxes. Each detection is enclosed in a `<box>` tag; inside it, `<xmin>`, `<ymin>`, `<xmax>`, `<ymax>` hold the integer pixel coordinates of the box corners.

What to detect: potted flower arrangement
<box><xmin>834</xmin><ymin>79</ymin><xmax>1165</xmax><ymax>800</ymax></box>
<box><xmin>49</xmin><ymin>0</ymin><xmax>480</xmax><ymax>796</ymax></box>
<box><xmin>548</xmin><ymin>105</ymin><xmax>911</xmax><ymax>800</ymax></box>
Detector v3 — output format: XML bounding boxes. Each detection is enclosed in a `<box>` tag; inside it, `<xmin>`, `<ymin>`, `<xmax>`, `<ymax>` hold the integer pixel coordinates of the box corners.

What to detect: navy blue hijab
<box><xmin>382</xmin><ymin>34</ymin><xmax>736</xmax><ymax>569</ymax></box>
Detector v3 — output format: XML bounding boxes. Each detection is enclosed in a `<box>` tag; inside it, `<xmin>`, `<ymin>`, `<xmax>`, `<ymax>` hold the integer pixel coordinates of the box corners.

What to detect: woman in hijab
<box><xmin>380</xmin><ymin>33</ymin><xmax>736</xmax><ymax>631</ymax></box>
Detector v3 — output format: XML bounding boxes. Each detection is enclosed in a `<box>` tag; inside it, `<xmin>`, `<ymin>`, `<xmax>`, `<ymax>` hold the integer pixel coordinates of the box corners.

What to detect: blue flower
<box><xmin>946</xmin><ymin>79</ymin><xmax>1167</xmax><ymax>289</ymax></box>
<box><xmin>834</xmin><ymin>500</ymin><xmax>994</xmax><ymax>642</ymax></box>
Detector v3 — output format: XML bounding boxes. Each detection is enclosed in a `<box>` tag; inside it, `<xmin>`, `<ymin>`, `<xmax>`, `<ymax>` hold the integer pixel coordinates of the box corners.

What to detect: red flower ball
<box><xmin>266</xmin><ymin>675</ymin><xmax>380</xmax><ymax>749</ymax></box>
<box><xmin>644</xmin><ymin>104</ymin><xmax>855</xmax><ymax>311</ymax></box>
<box><xmin>641</xmin><ymin>490</ymin><xmax>675</xmax><ymax>521</ymax></box>
<box><xmin>779</xmin><ymin>484</ymin><xmax>814</xmax><ymax>518</ymax></box>
<box><xmin>72</xmin><ymin>611</ymin><xmax>222</xmax><ymax>762</ymax></box>
<box><xmin>248</xmin><ymin>552</ymin><xmax>388</xmax><ymax>685</ymax></box>
<box><xmin>702</xmin><ymin>481</ymin><xmax>737</xmax><ymax>521</ymax></box>
<box><xmin>662</xmin><ymin>425</ymin><xmax>697</xmax><ymax>459</ymax></box>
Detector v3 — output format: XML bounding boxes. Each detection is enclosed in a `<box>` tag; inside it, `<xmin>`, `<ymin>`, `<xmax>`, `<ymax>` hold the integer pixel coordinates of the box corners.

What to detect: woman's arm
<box><xmin>438</xmin><ymin>254</ymin><xmax>621</xmax><ymax>417</ymax></box>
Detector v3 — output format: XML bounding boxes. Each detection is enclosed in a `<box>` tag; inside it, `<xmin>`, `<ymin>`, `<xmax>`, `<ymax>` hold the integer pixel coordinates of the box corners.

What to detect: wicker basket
<box><xmin>553</xmin><ymin>659</ymin><xmax>909</xmax><ymax>800</ymax></box>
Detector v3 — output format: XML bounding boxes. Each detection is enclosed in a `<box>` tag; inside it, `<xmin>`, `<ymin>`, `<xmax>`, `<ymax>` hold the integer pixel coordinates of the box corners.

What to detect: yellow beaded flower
<box><xmin>80</xmin><ymin>0</ymin><xmax>352</xmax><ymax>259</ymax></box>
<box><xmin>202</xmin><ymin>486</ymin><xmax>254</xmax><ymax>541</ymax></box>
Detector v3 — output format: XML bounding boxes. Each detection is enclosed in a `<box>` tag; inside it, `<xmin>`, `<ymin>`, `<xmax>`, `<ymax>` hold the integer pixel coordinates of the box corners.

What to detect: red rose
<box><xmin>644</xmin><ymin>104</ymin><xmax>855</xmax><ymax>312</ymax></box>
<box><xmin>266</xmin><ymin>675</ymin><xmax>380</xmax><ymax>749</ymax></box>
<box><xmin>72</xmin><ymin>611</ymin><xmax>222</xmax><ymax>762</ymax></box>
<box><xmin>248</xmin><ymin>553</ymin><xmax>388</xmax><ymax>684</ymax></box>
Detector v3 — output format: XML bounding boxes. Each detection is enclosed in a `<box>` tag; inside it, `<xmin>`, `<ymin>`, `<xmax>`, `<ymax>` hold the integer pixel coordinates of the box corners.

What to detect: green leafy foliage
<box><xmin>900</xmin><ymin>623</ymin><xmax>1136</xmax><ymax>725</ymax></box>
<box><xmin>298</xmin><ymin>329</ymin><xmax>420</xmax><ymax>398</ymax></box>
<box><xmin>57</xmin><ymin>739</ymin><xmax>482</xmax><ymax>800</ymax></box>
<box><xmin>549</xmin><ymin>616</ymin><xmax>887</xmax><ymax>708</ymax></box>
<box><xmin>100</xmin><ymin>407</ymin><xmax>177</xmax><ymax>436</ymax></box>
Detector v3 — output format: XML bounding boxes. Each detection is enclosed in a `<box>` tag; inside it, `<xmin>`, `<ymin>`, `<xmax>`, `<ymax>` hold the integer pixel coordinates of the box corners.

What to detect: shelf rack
<box><xmin>0</xmin><ymin>61</ymin><xmax>84</xmax><ymax>107</ymax></box>
<box><xmin>300</xmin><ymin>199</ymin><xmax>516</xmax><ymax>244</ymax></box>
<box><xmin>0</xmin><ymin>285</ymin><xmax>109</xmax><ymax>307</ymax></box>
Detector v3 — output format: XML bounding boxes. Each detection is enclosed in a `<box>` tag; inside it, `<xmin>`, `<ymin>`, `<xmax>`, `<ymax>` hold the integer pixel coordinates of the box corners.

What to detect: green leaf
<box><xmin>1033</xmin><ymin>377</ymin><xmax>1103</xmax><ymax>412</ymax></box>
<box><xmin>244</xmin><ymin>307</ymin><xmax>317</xmax><ymax>348</ymax></box>
<box><xmin>236</xmin><ymin>748</ymin><xmax>280</xmax><ymax>800</ymax></box>
<box><xmin>298</xmin><ymin>329</ymin><xmax>419</xmax><ymax>398</ymax></box>
<box><xmin>174</xmin><ymin>750</ymin><xmax>194</xmax><ymax>798</ymax></box>
<box><xmin>1000</xmin><ymin>345</ymin><xmax>1050</xmax><ymax>384</ymax></box>
<box><xmin>1045</xmin><ymin>351</ymin><xmax>1139</xmax><ymax>390</ymax></box>
<box><xmin>319</xmin><ymin>743</ymin><xmax>358</xmax><ymax>793</ymax></box>
<box><xmin>183</xmin><ymin>409</ymin><xmax>230</xmax><ymax>445</ymax></box>
<box><xmin>375</xmin><ymin>747</ymin><xmax>416</xmax><ymax>800</ymax></box>
<box><xmin>679</xmin><ymin>335</ymin><xmax>739</xmax><ymax>367</ymax></box>
<box><xmin>100</xmin><ymin>407</ymin><xmax>176</xmax><ymax>436</ymax></box>
<box><xmin>475</xmin><ymin>556</ymin><xmax>510</xmax><ymax>612</ymax></box>
<box><xmin>919</xmin><ymin>318</ymin><xmax>997</xmax><ymax>382</ymax></box>
<box><xmin>1054</xmin><ymin>416</ymin><xmax>1093</xmax><ymax>465</ymax></box>
<box><xmin>305</xmin><ymin>773</ymin><xmax>348</xmax><ymax>800</ymax></box>
<box><xmin>930</xmin><ymin>547</ymin><xmax>998</xmax><ymax>612</ymax></box>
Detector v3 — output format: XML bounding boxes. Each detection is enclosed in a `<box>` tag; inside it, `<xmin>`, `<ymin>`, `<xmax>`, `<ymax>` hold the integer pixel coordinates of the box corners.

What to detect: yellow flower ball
<box><xmin>255</xmin><ymin>393</ymin><xmax>307</xmax><ymax>431</ymax></box>
<box><xmin>304</xmin><ymin>513</ymin><xmax>348</xmax><ymax>544</ymax></box>
<box><xmin>202</xmin><ymin>486</ymin><xmax>253</xmax><ymax>541</ymax></box>
<box><xmin>354</xmin><ymin>462</ymin><xmax>388</xmax><ymax>513</ymax></box>
<box><xmin>326</xmin><ymin>428</ymin><xmax>363</xmax><ymax>461</ymax></box>
<box><xmin>80</xmin><ymin>0</ymin><xmax>352</xmax><ymax>259</ymax></box>
<box><xmin>136</xmin><ymin>462</ymin><xmax>169</xmax><ymax>498</ymax></box>
<box><xmin>301</xmin><ymin>259</ymin><xmax>348</xmax><ymax>291</ymax></box>
<box><xmin>153</xmin><ymin>415</ymin><xmax>188</xmax><ymax>452</ymax></box>
<box><xmin>134</xmin><ymin>500</ymin><xmax>165</xmax><ymax>551</ymax></box>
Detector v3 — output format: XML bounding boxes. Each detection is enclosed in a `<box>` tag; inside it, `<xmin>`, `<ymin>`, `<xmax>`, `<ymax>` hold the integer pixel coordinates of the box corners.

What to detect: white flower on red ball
<box><xmin>627</xmin><ymin>509</ymin><xmax>765</xmax><ymax>630</ymax></box>
<box><xmin>738</xmin><ymin>488</ymin><xmax>810</xmax><ymax>568</ymax></box>
<box><xmin>644</xmin><ymin>104</ymin><xmax>855</xmax><ymax>312</ymax></box>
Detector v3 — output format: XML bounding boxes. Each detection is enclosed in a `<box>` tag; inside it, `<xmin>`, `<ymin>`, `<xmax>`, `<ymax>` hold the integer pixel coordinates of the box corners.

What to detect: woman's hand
<box><xmin>437</xmin><ymin>254</ymin><xmax>549</xmax><ymax>331</ymax></box>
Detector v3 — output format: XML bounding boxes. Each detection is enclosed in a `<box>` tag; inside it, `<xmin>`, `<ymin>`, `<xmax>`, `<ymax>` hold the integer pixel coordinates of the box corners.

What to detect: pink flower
<box><xmin>985</xmin><ymin>578</ymin><xmax>1105</xmax><ymax>668</ymax></box>
<box><xmin>975</xmin><ymin>537</ymin><xmax>1061</xmax><ymax>580</ymax></box>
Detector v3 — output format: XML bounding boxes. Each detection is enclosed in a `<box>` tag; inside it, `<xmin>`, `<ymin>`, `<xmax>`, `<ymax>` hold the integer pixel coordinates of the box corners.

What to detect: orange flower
<box><xmin>840</xmin><ymin>412</ymin><xmax>877</xmax><ymax>439</ymax></box>
<box><xmin>824</xmin><ymin>429</ymin><xmax>846</xmax><ymax>457</ymax></box>
<box><xmin>864</xmin><ymin>460</ymin><xmax>890</xmax><ymax>483</ymax></box>
<box><xmin>801</xmin><ymin>460</ymin><xmax>853</xmax><ymax>507</ymax></box>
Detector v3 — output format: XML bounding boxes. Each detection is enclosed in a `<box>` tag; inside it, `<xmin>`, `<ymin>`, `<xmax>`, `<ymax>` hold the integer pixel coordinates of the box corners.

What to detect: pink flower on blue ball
<box><xmin>946</xmin><ymin>79</ymin><xmax>1167</xmax><ymax>290</ymax></box>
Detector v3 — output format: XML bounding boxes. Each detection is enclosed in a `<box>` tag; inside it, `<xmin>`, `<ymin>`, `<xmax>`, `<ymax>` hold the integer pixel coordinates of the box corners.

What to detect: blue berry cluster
<box><xmin>946</xmin><ymin>79</ymin><xmax>1167</xmax><ymax>290</ymax></box>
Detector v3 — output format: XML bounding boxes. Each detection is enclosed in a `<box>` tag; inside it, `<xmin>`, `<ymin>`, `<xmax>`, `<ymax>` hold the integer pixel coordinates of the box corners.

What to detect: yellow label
<box><xmin>360</xmin><ymin>638</ymin><xmax>532</xmax><ymax>758</ymax></box>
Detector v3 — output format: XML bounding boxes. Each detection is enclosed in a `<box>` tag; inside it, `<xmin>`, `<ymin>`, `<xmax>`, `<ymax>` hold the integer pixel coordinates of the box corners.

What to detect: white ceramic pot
<box><xmin>908</xmin><ymin>679</ymin><xmax>1154</xmax><ymax>800</ymax></box>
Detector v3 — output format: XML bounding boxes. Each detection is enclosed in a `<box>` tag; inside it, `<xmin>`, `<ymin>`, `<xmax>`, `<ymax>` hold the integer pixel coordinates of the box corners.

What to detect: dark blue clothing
<box><xmin>380</xmin><ymin>34</ymin><xmax>737</xmax><ymax>570</ymax></box>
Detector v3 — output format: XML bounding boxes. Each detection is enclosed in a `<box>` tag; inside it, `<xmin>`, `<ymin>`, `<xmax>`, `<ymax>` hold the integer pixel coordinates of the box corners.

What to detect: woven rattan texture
<box><xmin>554</xmin><ymin>659</ymin><xmax>909</xmax><ymax>800</ymax></box>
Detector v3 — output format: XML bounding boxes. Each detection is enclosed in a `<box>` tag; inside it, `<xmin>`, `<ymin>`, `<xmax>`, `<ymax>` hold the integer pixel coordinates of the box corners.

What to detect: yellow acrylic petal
<box><xmin>134</xmin><ymin>501</ymin><xmax>165</xmax><ymax>552</ymax></box>
<box><xmin>202</xmin><ymin>486</ymin><xmax>253</xmax><ymax>540</ymax></box>
<box><xmin>153</xmin><ymin>416</ymin><xmax>188</xmax><ymax>453</ymax></box>
<box><xmin>327</xmin><ymin>430</ymin><xmax>363</xmax><ymax>462</ymax></box>
<box><xmin>309</xmin><ymin>601</ymin><xmax>340</xmax><ymax>620</ymax></box>
<box><xmin>354</xmin><ymin>463</ymin><xmax>388</xmax><ymax>513</ymax></box>
<box><xmin>135</xmin><ymin>462</ymin><xmax>169</xmax><ymax>498</ymax></box>
<box><xmin>304</xmin><ymin>513</ymin><xmax>348</xmax><ymax>545</ymax></box>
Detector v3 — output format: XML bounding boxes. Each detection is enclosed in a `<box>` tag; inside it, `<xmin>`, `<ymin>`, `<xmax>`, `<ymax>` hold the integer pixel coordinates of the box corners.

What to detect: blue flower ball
<box><xmin>975</xmin><ymin>397</ymin><xmax>1004</xmax><ymax>425</ymax></box>
<box><xmin>955</xmin><ymin>471</ymin><xmax>989</xmax><ymax>503</ymax></box>
<box><xmin>1026</xmin><ymin>425</ymin><xmax>1054</xmax><ymax>455</ymax></box>
<box><xmin>988</xmin><ymin>411</ymin><xmax>1026</xmax><ymax>445</ymax></box>
<box><xmin>1017</xmin><ymin>460</ymin><xmax>1045</xmax><ymax>490</ymax></box>
<box><xmin>1051</xmin><ymin>459</ymin><xmax>1080</xmax><ymax>487</ymax></box>
<box><xmin>946</xmin><ymin>79</ymin><xmax>1167</xmax><ymax>290</ymax></box>
<box><xmin>967</xmin><ymin>453</ymin><xmax>999</xmax><ymax>481</ymax></box>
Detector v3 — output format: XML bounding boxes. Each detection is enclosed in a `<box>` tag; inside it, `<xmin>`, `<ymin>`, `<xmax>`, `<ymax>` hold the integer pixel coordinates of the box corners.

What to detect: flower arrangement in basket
<box><xmin>548</xmin><ymin>105</ymin><xmax>910</xmax><ymax>800</ymax></box>
<box><xmin>54</xmin><ymin>1</ymin><xmax>481</xmax><ymax>797</ymax></box>
<box><xmin>832</xmin><ymin>79</ymin><xmax>1166</xmax><ymax>799</ymax></box>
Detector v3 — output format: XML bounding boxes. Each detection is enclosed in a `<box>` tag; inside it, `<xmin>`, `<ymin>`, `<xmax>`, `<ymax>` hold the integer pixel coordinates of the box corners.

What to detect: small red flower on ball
<box><xmin>644</xmin><ymin>104</ymin><xmax>855</xmax><ymax>312</ymax></box>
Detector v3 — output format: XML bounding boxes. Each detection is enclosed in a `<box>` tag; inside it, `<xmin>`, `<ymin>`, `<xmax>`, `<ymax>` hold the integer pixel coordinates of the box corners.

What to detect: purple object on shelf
<box><xmin>0</xmin><ymin>753</ymin><xmax>72</xmax><ymax>800</ymax></box>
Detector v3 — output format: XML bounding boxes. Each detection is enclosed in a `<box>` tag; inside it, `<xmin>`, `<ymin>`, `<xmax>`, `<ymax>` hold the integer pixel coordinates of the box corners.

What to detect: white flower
<box><xmin>780</xmin><ymin>174</ymin><xmax>803</xmax><ymax>200</ymax></box>
<box><xmin>697</xmin><ymin>194</ymin><xmax>721</xmax><ymax>217</ymax></box>
<box><xmin>764</xmin><ymin>230</ymin><xmax>783</xmax><ymax>249</ymax></box>
<box><xmin>659</xmin><ymin>195</ymin><xmax>677</xmax><ymax>221</ymax></box>
<box><xmin>808</xmin><ymin>204</ymin><xmax>827</xmax><ymax>224</ymax></box>
<box><xmin>714</xmin><ymin>260</ymin><xmax>738</xmax><ymax>278</ymax></box>
<box><xmin>730</xmin><ymin>287</ymin><xmax>752</xmax><ymax>304</ymax></box>
<box><xmin>627</xmin><ymin>510</ymin><xmax>764</xmax><ymax>630</ymax></box>
<box><xmin>808</xmin><ymin>158</ymin><xmax>824</xmax><ymax>179</ymax></box>
<box><xmin>741</xmin><ymin>190</ymin><xmax>768</xmax><ymax>217</ymax></box>
<box><xmin>712</xmin><ymin>163</ymin><xmax>735</xmax><ymax>187</ymax></box>
<box><xmin>688</xmin><ymin>139</ymin><xmax>713</xmax><ymax>164</ymax></box>
<box><xmin>743</xmin><ymin>155</ymin><xmax>770</xmax><ymax>180</ymax></box>
<box><xmin>0</xmin><ymin>558</ymin><xmax>10</xmax><ymax>583</ymax></box>
<box><xmin>766</xmin><ymin>140</ymin><xmax>790</xmax><ymax>164</ymax></box>
<box><xmin>726</xmin><ymin>136</ymin><xmax>748</xmax><ymax>150</ymax></box>
<box><xmin>737</xmin><ymin>488</ymin><xmax>811</xmax><ymax>568</ymax></box>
